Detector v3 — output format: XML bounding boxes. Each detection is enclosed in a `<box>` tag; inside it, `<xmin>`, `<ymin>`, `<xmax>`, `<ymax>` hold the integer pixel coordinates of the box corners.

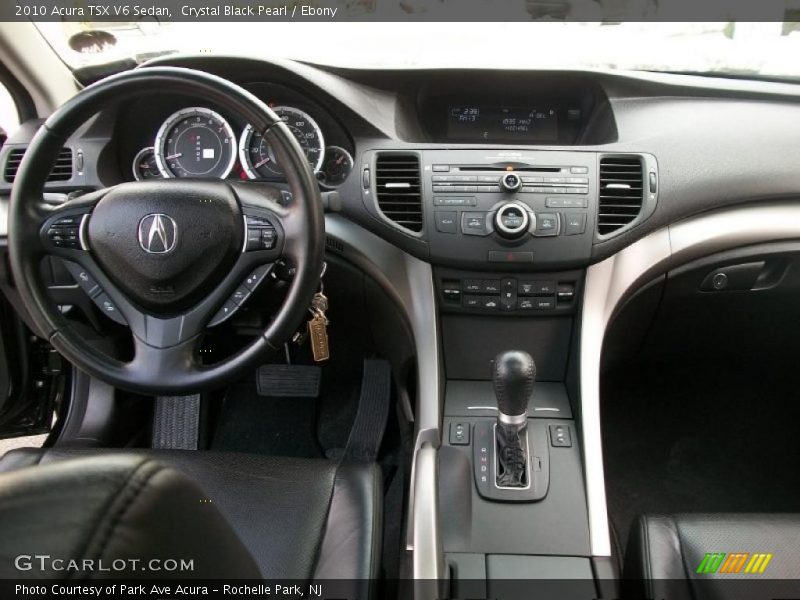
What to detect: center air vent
<box><xmin>598</xmin><ymin>156</ymin><xmax>644</xmax><ymax>235</ymax></box>
<box><xmin>375</xmin><ymin>153</ymin><xmax>422</xmax><ymax>233</ymax></box>
<box><xmin>4</xmin><ymin>147</ymin><xmax>74</xmax><ymax>183</ymax></box>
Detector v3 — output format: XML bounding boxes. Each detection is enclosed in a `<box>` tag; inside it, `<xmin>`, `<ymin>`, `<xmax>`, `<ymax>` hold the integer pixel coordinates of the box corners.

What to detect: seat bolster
<box><xmin>0</xmin><ymin>447</ymin><xmax>46</xmax><ymax>472</ymax></box>
<box><xmin>314</xmin><ymin>462</ymin><xmax>383</xmax><ymax>584</ymax></box>
<box><xmin>624</xmin><ymin>515</ymin><xmax>693</xmax><ymax>600</ymax></box>
<box><xmin>0</xmin><ymin>454</ymin><xmax>261</xmax><ymax>579</ymax></box>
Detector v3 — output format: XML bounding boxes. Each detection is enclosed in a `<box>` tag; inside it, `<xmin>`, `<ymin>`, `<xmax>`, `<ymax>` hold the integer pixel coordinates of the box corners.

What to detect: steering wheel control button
<box><xmin>564</xmin><ymin>213</ymin><xmax>587</xmax><ymax>235</ymax></box>
<box><xmin>93</xmin><ymin>293</ymin><xmax>126</xmax><ymax>325</ymax></box>
<box><xmin>244</xmin><ymin>216</ymin><xmax>278</xmax><ymax>252</ymax></box>
<box><xmin>209</xmin><ymin>301</ymin><xmax>238</xmax><ymax>327</ymax></box>
<box><xmin>534</xmin><ymin>212</ymin><xmax>560</xmax><ymax>236</ymax></box>
<box><xmin>231</xmin><ymin>286</ymin><xmax>251</xmax><ymax>306</ymax></box>
<box><xmin>494</xmin><ymin>203</ymin><xmax>530</xmax><ymax>239</ymax></box>
<box><xmin>244</xmin><ymin>264</ymin><xmax>272</xmax><ymax>291</ymax></box>
<box><xmin>461</xmin><ymin>212</ymin><xmax>491</xmax><ymax>236</ymax></box>
<box><xmin>260</xmin><ymin>228</ymin><xmax>277</xmax><ymax>249</ymax></box>
<box><xmin>501</xmin><ymin>172</ymin><xmax>522</xmax><ymax>192</ymax></box>
<box><xmin>64</xmin><ymin>261</ymin><xmax>100</xmax><ymax>297</ymax></box>
<box><xmin>47</xmin><ymin>216</ymin><xmax>84</xmax><ymax>249</ymax></box>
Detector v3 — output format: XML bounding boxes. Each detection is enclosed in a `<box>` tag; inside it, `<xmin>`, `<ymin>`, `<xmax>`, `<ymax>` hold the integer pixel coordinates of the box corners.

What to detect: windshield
<box><xmin>34</xmin><ymin>21</ymin><xmax>800</xmax><ymax>79</ymax></box>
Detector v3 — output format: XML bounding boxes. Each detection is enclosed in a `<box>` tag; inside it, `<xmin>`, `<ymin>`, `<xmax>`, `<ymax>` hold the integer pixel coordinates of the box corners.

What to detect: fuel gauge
<box><xmin>132</xmin><ymin>147</ymin><xmax>161</xmax><ymax>181</ymax></box>
<box><xmin>318</xmin><ymin>146</ymin><xmax>354</xmax><ymax>188</ymax></box>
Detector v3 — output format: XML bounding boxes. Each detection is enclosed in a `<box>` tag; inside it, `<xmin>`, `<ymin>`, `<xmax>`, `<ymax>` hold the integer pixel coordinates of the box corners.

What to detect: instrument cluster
<box><xmin>129</xmin><ymin>99</ymin><xmax>353</xmax><ymax>190</ymax></box>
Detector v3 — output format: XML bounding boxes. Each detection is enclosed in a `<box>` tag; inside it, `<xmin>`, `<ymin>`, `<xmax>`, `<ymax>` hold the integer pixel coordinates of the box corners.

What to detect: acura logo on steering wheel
<box><xmin>138</xmin><ymin>213</ymin><xmax>178</xmax><ymax>254</ymax></box>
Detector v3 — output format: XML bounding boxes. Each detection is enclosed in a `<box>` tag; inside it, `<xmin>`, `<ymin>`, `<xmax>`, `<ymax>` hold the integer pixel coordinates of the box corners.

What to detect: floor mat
<box><xmin>602</xmin><ymin>359</ymin><xmax>800</xmax><ymax>554</ymax></box>
<box><xmin>211</xmin><ymin>383</ymin><xmax>323</xmax><ymax>458</ymax></box>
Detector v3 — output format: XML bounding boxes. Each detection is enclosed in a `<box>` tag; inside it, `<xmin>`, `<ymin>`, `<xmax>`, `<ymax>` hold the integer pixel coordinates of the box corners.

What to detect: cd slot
<box><xmin>458</xmin><ymin>166</ymin><xmax>563</xmax><ymax>172</ymax></box>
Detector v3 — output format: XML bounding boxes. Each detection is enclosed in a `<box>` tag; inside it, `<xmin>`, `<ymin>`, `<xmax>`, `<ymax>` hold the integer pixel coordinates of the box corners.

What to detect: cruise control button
<box><xmin>260</xmin><ymin>228</ymin><xmax>277</xmax><ymax>249</ymax></box>
<box><xmin>246</xmin><ymin>215</ymin><xmax>272</xmax><ymax>227</ymax></box>
<box><xmin>246</xmin><ymin>228</ymin><xmax>262</xmax><ymax>251</ymax></box>
<box><xmin>209</xmin><ymin>301</ymin><xmax>238</xmax><ymax>327</ymax></box>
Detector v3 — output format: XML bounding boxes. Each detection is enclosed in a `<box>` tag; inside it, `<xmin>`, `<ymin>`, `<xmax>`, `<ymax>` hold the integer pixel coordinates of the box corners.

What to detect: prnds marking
<box><xmin>696</xmin><ymin>552</ymin><xmax>774</xmax><ymax>574</ymax></box>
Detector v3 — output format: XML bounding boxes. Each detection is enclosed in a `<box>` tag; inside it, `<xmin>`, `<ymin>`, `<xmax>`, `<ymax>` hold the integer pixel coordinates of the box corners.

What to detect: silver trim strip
<box><xmin>581</xmin><ymin>201</ymin><xmax>800</xmax><ymax>557</ymax></box>
<box><xmin>412</xmin><ymin>443</ymin><xmax>446</xmax><ymax>594</ymax></box>
<box><xmin>78</xmin><ymin>213</ymin><xmax>90</xmax><ymax>251</ymax></box>
<box><xmin>498</xmin><ymin>412</ymin><xmax>528</xmax><ymax>427</ymax></box>
<box><xmin>323</xmin><ymin>215</ymin><xmax>443</xmax><ymax>565</ymax></box>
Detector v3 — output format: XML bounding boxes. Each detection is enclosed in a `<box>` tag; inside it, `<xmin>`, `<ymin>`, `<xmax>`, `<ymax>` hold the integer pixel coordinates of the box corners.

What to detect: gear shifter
<box><xmin>493</xmin><ymin>351</ymin><xmax>536</xmax><ymax>488</ymax></box>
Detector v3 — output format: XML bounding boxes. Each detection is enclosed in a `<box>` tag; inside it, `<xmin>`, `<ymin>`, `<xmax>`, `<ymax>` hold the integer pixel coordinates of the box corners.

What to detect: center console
<box><xmin>422</xmin><ymin>149</ymin><xmax>598</xmax><ymax>270</ymax></box>
<box><xmin>358</xmin><ymin>147</ymin><xmax>657</xmax><ymax>596</ymax></box>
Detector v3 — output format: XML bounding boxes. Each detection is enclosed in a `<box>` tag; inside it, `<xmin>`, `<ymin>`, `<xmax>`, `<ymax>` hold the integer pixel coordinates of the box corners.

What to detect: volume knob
<box><xmin>501</xmin><ymin>171</ymin><xmax>522</xmax><ymax>192</ymax></box>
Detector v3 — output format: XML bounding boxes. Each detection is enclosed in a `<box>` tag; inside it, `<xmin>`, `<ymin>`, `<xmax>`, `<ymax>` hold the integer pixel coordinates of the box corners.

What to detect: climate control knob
<box><xmin>501</xmin><ymin>171</ymin><xmax>522</xmax><ymax>192</ymax></box>
<box><xmin>494</xmin><ymin>202</ymin><xmax>532</xmax><ymax>239</ymax></box>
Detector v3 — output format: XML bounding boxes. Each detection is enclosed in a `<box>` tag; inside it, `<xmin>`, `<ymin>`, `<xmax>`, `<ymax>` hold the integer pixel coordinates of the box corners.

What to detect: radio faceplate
<box><xmin>422</xmin><ymin>150</ymin><xmax>597</xmax><ymax>270</ymax></box>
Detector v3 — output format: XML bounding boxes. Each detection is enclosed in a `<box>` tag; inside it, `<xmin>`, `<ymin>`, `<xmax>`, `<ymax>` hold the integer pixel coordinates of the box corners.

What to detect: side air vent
<box><xmin>325</xmin><ymin>236</ymin><xmax>344</xmax><ymax>254</ymax></box>
<box><xmin>4</xmin><ymin>147</ymin><xmax>74</xmax><ymax>183</ymax></box>
<box><xmin>598</xmin><ymin>156</ymin><xmax>644</xmax><ymax>235</ymax></box>
<box><xmin>375</xmin><ymin>153</ymin><xmax>422</xmax><ymax>233</ymax></box>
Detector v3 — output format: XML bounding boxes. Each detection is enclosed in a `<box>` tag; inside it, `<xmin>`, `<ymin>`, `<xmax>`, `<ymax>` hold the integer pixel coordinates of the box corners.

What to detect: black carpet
<box><xmin>211</xmin><ymin>383</ymin><xmax>324</xmax><ymax>458</ymax></box>
<box><xmin>602</xmin><ymin>358</ymin><xmax>800</xmax><ymax>556</ymax></box>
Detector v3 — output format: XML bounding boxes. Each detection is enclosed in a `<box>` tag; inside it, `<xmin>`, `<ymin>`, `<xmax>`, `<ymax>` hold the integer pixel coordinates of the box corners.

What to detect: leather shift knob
<box><xmin>492</xmin><ymin>351</ymin><xmax>536</xmax><ymax>418</ymax></box>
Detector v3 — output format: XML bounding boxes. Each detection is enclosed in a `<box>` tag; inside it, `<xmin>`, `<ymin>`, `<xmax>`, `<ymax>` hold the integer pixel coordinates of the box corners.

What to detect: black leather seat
<box><xmin>624</xmin><ymin>514</ymin><xmax>800</xmax><ymax>600</ymax></box>
<box><xmin>0</xmin><ymin>449</ymin><xmax>382</xmax><ymax>590</ymax></box>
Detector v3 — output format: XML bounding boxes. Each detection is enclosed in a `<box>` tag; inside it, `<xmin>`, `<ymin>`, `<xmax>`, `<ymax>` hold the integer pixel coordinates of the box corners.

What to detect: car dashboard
<box><xmin>2</xmin><ymin>55</ymin><xmax>800</xmax><ymax>583</ymax></box>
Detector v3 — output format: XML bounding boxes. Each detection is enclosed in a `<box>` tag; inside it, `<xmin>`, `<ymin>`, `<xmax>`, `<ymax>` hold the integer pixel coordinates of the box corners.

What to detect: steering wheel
<box><xmin>8</xmin><ymin>67</ymin><xmax>325</xmax><ymax>395</ymax></box>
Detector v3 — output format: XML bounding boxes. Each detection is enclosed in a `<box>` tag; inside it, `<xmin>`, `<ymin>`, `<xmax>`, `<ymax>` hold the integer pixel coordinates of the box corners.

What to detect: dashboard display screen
<box><xmin>447</xmin><ymin>106</ymin><xmax>558</xmax><ymax>142</ymax></box>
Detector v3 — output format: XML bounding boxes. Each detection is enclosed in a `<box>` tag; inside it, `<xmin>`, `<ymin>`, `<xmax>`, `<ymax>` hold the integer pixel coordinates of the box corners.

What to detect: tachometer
<box><xmin>238</xmin><ymin>106</ymin><xmax>324</xmax><ymax>179</ymax></box>
<box><xmin>154</xmin><ymin>107</ymin><xmax>237</xmax><ymax>179</ymax></box>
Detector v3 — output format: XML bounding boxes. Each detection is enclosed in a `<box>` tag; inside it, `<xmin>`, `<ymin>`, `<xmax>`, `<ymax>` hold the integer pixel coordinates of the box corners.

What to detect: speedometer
<box><xmin>238</xmin><ymin>106</ymin><xmax>325</xmax><ymax>179</ymax></box>
<box><xmin>154</xmin><ymin>107</ymin><xmax>237</xmax><ymax>179</ymax></box>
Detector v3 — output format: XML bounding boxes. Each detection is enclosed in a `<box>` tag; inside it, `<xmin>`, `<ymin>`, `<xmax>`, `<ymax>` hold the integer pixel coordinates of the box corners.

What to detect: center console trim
<box><xmin>580</xmin><ymin>200</ymin><xmax>800</xmax><ymax>557</ymax></box>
